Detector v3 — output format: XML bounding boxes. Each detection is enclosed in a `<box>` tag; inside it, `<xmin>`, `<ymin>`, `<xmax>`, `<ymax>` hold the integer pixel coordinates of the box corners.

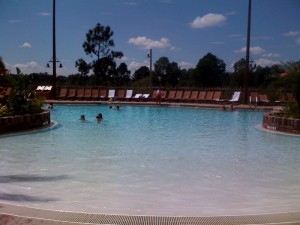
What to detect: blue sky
<box><xmin>1</xmin><ymin>0</ymin><xmax>300</xmax><ymax>76</ymax></box>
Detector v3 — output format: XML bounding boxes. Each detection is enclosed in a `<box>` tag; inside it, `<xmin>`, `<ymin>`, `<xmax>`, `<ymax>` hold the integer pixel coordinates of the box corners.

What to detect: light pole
<box><xmin>243</xmin><ymin>0</ymin><xmax>252</xmax><ymax>104</ymax></box>
<box><xmin>147</xmin><ymin>49</ymin><xmax>152</xmax><ymax>88</ymax></box>
<box><xmin>52</xmin><ymin>0</ymin><xmax>57</xmax><ymax>98</ymax></box>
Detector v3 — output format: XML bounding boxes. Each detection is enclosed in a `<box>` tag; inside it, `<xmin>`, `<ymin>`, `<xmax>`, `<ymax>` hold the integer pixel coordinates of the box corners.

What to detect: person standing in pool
<box><xmin>96</xmin><ymin>113</ymin><xmax>103</xmax><ymax>122</ymax></box>
<box><xmin>155</xmin><ymin>89</ymin><xmax>161</xmax><ymax>105</ymax></box>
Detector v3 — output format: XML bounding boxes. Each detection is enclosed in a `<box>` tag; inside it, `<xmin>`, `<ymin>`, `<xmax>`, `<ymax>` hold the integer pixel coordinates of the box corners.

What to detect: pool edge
<box><xmin>1</xmin><ymin>202</ymin><xmax>300</xmax><ymax>225</ymax></box>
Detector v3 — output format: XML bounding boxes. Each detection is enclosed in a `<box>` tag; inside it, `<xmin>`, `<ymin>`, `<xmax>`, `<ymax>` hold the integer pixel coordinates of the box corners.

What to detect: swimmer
<box><xmin>48</xmin><ymin>103</ymin><xmax>53</xmax><ymax>109</ymax></box>
<box><xmin>96</xmin><ymin>113</ymin><xmax>103</xmax><ymax>122</ymax></box>
<box><xmin>80</xmin><ymin>115</ymin><xmax>85</xmax><ymax>121</ymax></box>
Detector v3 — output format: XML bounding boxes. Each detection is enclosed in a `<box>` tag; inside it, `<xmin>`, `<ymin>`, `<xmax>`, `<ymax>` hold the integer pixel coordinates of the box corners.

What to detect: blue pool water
<box><xmin>0</xmin><ymin>105</ymin><xmax>300</xmax><ymax>216</ymax></box>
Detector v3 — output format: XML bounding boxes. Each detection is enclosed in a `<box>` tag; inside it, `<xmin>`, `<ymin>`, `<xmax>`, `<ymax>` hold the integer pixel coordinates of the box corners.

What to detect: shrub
<box><xmin>1</xmin><ymin>67</ymin><xmax>45</xmax><ymax>116</ymax></box>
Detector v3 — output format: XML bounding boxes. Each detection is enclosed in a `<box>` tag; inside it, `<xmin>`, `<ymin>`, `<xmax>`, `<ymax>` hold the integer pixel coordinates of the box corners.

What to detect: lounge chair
<box><xmin>229</xmin><ymin>91</ymin><xmax>241</xmax><ymax>103</ymax></box>
<box><xmin>212</xmin><ymin>91</ymin><xmax>222</xmax><ymax>102</ymax></box>
<box><xmin>108</xmin><ymin>89</ymin><xmax>115</xmax><ymax>99</ymax></box>
<box><xmin>174</xmin><ymin>90</ymin><xmax>183</xmax><ymax>101</ymax></box>
<box><xmin>44</xmin><ymin>86</ymin><xmax>52</xmax><ymax>91</ymax></box>
<box><xmin>58</xmin><ymin>87</ymin><xmax>67</xmax><ymax>99</ymax></box>
<box><xmin>84</xmin><ymin>88</ymin><xmax>92</xmax><ymax>100</ymax></box>
<box><xmin>125</xmin><ymin>89</ymin><xmax>133</xmax><ymax>100</ymax></box>
<box><xmin>258</xmin><ymin>94</ymin><xmax>269</xmax><ymax>104</ymax></box>
<box><xmin>91</xmin><ymin>88</ymin><xmax>99</xmax><ymax>100</ymax></box>
<box><xmin>67</xmin><ymin>87</ymin><xmax>76</xmax><ymax>99</ymax></box>
<box><xmin>196</xmin><ymin>91</ymin><xmax>206</xmax><ymax>102</ymax></box>
<box><xmin>117</xmin><ymin>89</ymin><xmax>125</xmax><ymax>100</ymax></box>
<box><xmin>76</xmin><ymin>87</ymin><xmax>85</xmax><ymax>99</ymax></box>
<box><xmin>188</xmin><ymin>91</ymin><xmax>199</xmax><ymax>102</ymax></box>
<box><xmin>249</xmin><ymin>91</ymin><xmax>259</xmax><ymax>106</ymax></box>
<box><xmin>166</xmin><ymin>90</ymin><xmax>176</xmax><ymax>101</ymax></box>
<box><xmin>36</xmin><ymin>86</ymin><xmax>45</xmax><ymax>91</ymax></box>
<box><xmin>133</xmin><ymin>93</ymin><xmax>142</xmax><ymax>99</ymax></box>
<box><xmin>151</xmin><ymin>90</ymin><xmax>157</xmax><ymax>101</ymax></box>
<box><xmin>204</xmin><ymin>91</ymin><xmax>214</xmax><ymax>102</ymax></box>
<box><xmin>99</xmin><ymin>89</ymin><xmax>107</xmax><ymax>100</ymax></box>
<box><xmin>182</xmin><ymin>90</ymin><xmax>191</xmax><ymax>101</ymax></box>
<box><xmin>142</xmin><ymin>93</ymin><xmax>150</xmax><ymax>99</ymax></box>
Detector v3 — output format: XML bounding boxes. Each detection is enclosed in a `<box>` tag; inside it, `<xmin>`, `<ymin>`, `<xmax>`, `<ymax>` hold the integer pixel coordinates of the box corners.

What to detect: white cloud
<box><xmin>178</xmin><ymin>61</ymin><xmax>194</xmax><ymax>70</ymax></box>
<box><xmin>128</xmin><ymin>61</ymin><xmax>142</xmax><ymax>74</ymax></box>
<box><xmin>283</xmin><ymin>31</ymin><xmax>300</xmax><ymax>37</ymax></box>
<box><xmin>12</xmin><ymin>61</ymin><xmax>40</xmax><ymax>74</ymax></box>
<box><xmin>296</xmin><ymin>37</ymin><xmax>300</xmax><ymax>45</ymax></box>
<box><xmin>20</xmin><ymin>42</ymin><xmax>32</xmax><ymax>48</ymax></box>
<box><xmin>190</xmin><ymin>13</ymin><xmax>226</xmax><ymax>29</ymax></box>
<box><xmin>255</xmin><ymin>58</ymin><xmax>280</xmax><ymax>67</ymax></box>
<box><xmin>234</xmin><ymin>46</ymin><xmax>265</xmax><ymax>55</ymax></box>
<box><xmin>262</xmin><ymin>53</ymin><xmax>281</xmax><ymax>58</ymax></box>
<box><xmin>128</xmin><ymin>36</ymin><xmax>170</xmax><ymax>49</ymax></box>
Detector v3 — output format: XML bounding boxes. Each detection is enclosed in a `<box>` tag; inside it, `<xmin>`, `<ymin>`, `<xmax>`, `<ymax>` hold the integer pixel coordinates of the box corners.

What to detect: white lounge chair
<box><xmin>44</xmin><ymin>86</ymin><xmax>52</xmax><ymax>91</ymax></box>
<box><xmin>142</xmin><ymin>94</ymin><xmax>150</xmax><ymax>98</ymax></box>
<box><xmin>125</xmin><ymin>90</ymin><xmax>133</xmax><ymax>99</ymax></box>
<box><xmin>36</xmin><ymin>86</ymin><xmax>45</xmax><ymax>91</ymax></box>
<box><xmin>229</xmin><ymin>91</ymin><xmax>241</xmax><ymax>102</ymax></box>
<box><xmin>133</xmin><ymin>94</ymin><xmax>142</xmax><ymax>98</ymax></box>
<box><xmin>108</xmin><ymin>89</ymin><xmax>115</xmax><ymax>99</ymax></box>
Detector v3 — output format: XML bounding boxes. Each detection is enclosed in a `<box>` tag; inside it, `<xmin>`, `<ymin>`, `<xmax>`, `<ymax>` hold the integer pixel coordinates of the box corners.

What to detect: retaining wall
<box><xmin>0</xmin><ymin>110</ymin><xmax>50</xmax><ymax>134</ymax></box>
<box><xmin>262</xmin><ymin>113</ymin><xmax>300</xmax><ymax>134</ymax></box>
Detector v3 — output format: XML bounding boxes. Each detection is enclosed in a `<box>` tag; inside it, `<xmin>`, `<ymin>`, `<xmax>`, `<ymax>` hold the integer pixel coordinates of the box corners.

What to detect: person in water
<box><xmin>96</xmin><ymin>113</ymin><xmax>103</xmax><ymax>122</ymax></box>
<box><xmin>155</xmin><ymin>89</ymin><xmax>161</xmax><ymax>104</ymax></box>
<box><xmin>80</xmin><ymin>115</ymin><xmax>85</xmax><ymax>121</ymax></box>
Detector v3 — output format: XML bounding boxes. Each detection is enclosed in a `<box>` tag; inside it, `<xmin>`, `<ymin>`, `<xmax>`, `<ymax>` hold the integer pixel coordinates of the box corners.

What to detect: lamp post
<box><xmin>147</xmin><ymin>49</ymin><xmax>152</xmax><ymax>88</ymax></box>
<box><xmin>46</xmin><ymin>0</ymin><xmax>63</xmax><ymax>98</ymax></box>
<box><xmin>52</xmin><ymin>0</ymin><xmax>57</xmax><ymax>98</ymax></box>
<box><xmin>243</xmin><ymin>0</ymin><xmax>252</xmax><ymax>104</ymax></box>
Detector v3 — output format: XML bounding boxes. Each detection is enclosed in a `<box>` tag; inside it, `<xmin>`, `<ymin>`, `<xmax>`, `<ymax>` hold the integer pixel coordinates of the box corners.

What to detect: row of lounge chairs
<box><xmin>56</xmin><ymin>87</ymin><xmax>295</xmax><ymax>105</ymax></box>
<box><xmin>57</xmin><ymin>87</ymin><xmax>243</xmax><ymax>103</ymax></box>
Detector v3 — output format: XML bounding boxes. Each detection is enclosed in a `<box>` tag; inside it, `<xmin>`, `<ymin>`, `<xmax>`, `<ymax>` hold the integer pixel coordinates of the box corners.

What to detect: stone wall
<box><xmin>0</xmin><ymin>110</ymin><xmax>50</xmax><ymax>134</ymax></box>
<box><xmin>262</xmin><ymin>113</ymin><xmax>300</xmax><ymax>134</ymax></box>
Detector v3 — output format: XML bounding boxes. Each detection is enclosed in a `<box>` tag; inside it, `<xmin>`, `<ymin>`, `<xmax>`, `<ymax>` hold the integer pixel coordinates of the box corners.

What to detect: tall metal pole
<box><xmin>243</xmin><ymin>0</ymin><xmax>251</xmax><ymax>104</ymax></box>
<box><xmin>149</xmin><ymin>49</ymin><xmax>152</xmax><ymax>88</ymax></box>
<box><xmin>52</xmin><ymin>0</ymin><xmax>57</xmax><ymax>98</ymax></box>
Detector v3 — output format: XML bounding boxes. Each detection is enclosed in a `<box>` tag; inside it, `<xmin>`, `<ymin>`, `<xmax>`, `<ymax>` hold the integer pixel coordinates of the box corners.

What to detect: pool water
<box><xmin>0</xmin><ymin>105</ymin><xmax>300</xmax><ymax>216</ymax></box>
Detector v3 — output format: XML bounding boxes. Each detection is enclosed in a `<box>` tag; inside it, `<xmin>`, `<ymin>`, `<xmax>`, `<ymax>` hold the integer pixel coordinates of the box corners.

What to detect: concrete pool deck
<box><xmin>1</xmin><ymin>202</ymin><xmax>300</xmax><ymax>225</ymax></box>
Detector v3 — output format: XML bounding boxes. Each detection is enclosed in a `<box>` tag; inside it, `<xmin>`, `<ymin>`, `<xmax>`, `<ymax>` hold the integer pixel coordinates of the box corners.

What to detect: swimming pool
<box><xmin>0</xmin><ymin>105</ymin><xmax>300</xmax><ymax>216</ymax></box>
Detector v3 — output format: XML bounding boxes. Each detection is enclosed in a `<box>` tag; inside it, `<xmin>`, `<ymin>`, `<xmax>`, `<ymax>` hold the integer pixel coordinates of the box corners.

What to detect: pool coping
<box><xmin>1</xmin><ymin>202</ymin><xmax>300</xmax><ymax>225</ymax></box>
<box><xmin>45</xmin><ymin>100</ymin><xmax>274</xmax><ymax>111</ymax></box>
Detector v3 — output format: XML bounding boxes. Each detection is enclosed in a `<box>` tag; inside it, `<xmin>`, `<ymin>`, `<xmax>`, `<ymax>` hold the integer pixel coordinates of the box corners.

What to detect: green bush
<box><xmin>1</xmin><ymin>67</ymin><xmax>45</xmax><ymax>116</ymax></box>
<box><xmin>0</xmin><ymin>104</ymin><xmax>13</xmax><ymax>117</ymax></box>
